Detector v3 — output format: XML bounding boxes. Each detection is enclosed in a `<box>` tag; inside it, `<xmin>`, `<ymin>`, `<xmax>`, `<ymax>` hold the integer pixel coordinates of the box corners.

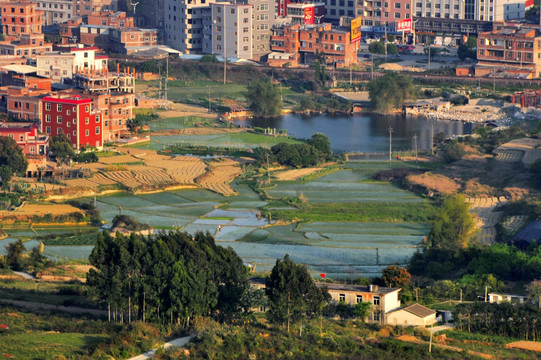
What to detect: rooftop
<box><xmin>317</xmin><ymin>283</ymin><xmax>400</xmax><ymax>294</ymax></box>
<box><xmin>390</xmin><ymin>303</ymin><xmax>436</xmax><ymax>318</ymax></box>
<box><xmin>1</xmin><ymin>64</ymin><xmax>39</xmax><ymax>74</ymax></box>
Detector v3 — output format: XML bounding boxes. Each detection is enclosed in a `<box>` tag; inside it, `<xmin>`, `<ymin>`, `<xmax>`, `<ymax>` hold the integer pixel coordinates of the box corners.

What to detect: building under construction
<box><xmin>73</xmin><ymin>63</ymin><xmax>135</xmax><ymax>93</ymax></box>
<box><xmin>513</xmin><ymin>90</ymin><xmax>541</xmax><ymax>108</ymax></box>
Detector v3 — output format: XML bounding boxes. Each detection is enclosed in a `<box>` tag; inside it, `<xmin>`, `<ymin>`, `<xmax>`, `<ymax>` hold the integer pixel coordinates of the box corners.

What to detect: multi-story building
<box><xmin>164</xmin><ymin>0</ymin><xmax>217</xmax><ymax>53</ymax></box>
<box><xmin>355</xmin><ymin>0</ymin><xmax>412</xmax><ymax>32</ymax></box>
<box><xmin>202</xmin><ymin>3</ymin><xmax>253</xmax><ymax>59</ymax></box>
<box><xmin>73</xmin><ymin>63</ymin><xmax>135</xmax><ymax>93</ymax></box>
<box><xmin>5</xmin><ymin>89</ymin><xmax>44</xmax><ymax>121</ymax></box>
<box><xmin>283</xmin><ymin>2</ymin><xmax>325</xmax><ymax>25</ymax></box>
<box><xmin>59</xmin><ymin>17</ymin><xmax>83</xmax><ymax>44</ymax></box>
<box><xmin>35</xmin><ymin>0</ymin><xmax>73</xmax><ymax>26</ymax></box>
<box><xmin>36</xmin><ymin>46</ymin><xmax>108</xmax><ymax>81</ymax></box>
<box><xmin>476</xmin><ymin>26</ymin><xmax>541</xmax><ymax>78</ymax></box>
<box><xmin>109</xmin><ymin>27</ymin><xmax>159</xmax><ymax>54</ymax></box>
<box><xmin>236</xmin><ymin>0</ymin><xmax>275</xmax><ymax>59</ymax></box>
<box><xmin>0</xmin><ymin>122</ymin><xmax>48</xmax><ymax>158</ymax></box>
<box><xmin>0</xmin><ymin>64</ymin><xmax>52</xmax><ymax>90</ymax></box>
<box><xmin>141</xmin><ymin>0</ymin><xmax>164</xmax><ymax>30</ymax></box>
<box><xmin>1</xmin><ymin>1</ymin><xmax>44</xmax><ymax>39</ymax></box>
<box><xmin>41</xmin><ymin>95</ymin><xmax>103</xmax><ymax>149</ymax></box>
<box><xmin>85</xmin><ymin>90</ymin><xmax>133</xmax><ymax>140</ymax></box>
<box><xmin>324</xmin><ymin>0</ymin><xmax>356</xmax><ymax>21</ymax></box>
<box><xmin>86</xmin><ymin>10</ymin><xmax>134</xmax><ymax>27</ymax></box>
<box><xmin>414</xmin><ymin>0</ymin><xmax>526</xmax><ymax>22</ymax></box>
<box><xmin>0</xmin><ymin>33</ymin><xmax>52</xmax><ymax>56</ymax></box>
<box><xmin>72</xmin><ymin>0</ymin><xmax>117</xmax><ymax>18</ymax></box>
<box><xmin>271</xmin><ymin>22</ymin><xmax>358</xmax><ymax>67</ymax></box>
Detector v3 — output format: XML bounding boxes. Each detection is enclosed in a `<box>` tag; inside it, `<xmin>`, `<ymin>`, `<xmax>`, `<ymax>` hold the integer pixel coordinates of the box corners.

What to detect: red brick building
<box><xmin>0</xmin><ymin>34</ymin><xmax>52</xmax><ymax>57</ymax></box>
<box><xmin>86</xmin><ymin>11</ymin><xmax>135</xmax><ymax>28</ymax></box>
<box><xmin>59</xmin><ymin>18</ymin><xmax>83</xmax><ymax>44</ymax></box>
<box><xmin>1</xmin><ymin>1</ymin><xmax>44</xmax><ymax>39</ymax></box>
<box><xmin>271</xmin><ymin>23</ymin><xmax>358</xmax><ymax>67</ymax></box>
<box><xmin>477</xmin><ymin>26</ymin><xmax>541</xmax><ymax>78</ymax></box>
<box><xmin>41</xmin><ymin>96</ymin><xmax>103</xmax><ymax>150</ymax></box>
<box><xmin>0</xmin><ymin>122</ymin><xmax>48</xmax><ymax>157</ymax></box>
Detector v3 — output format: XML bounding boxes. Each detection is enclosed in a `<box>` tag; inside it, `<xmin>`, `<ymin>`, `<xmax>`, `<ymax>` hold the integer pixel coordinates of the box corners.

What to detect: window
<box><xmin>373</xmin><ymin>311</ymin><xmax>380</xmax><ymax>321</ymax></box>
<box><xmin>85</xmin><ymin>106</ymin><xmax>89</xmax><ymax>112</ymax></box>
<box><xmin>395</xmin><ymin>12</ymin><xmax>401</xmax><ymax>18</ymax></box>
<box><xmin>67</xmin><ymin>121</ymin><xmax>71</xmax><ymax>127</ymax></box>
<box><xmin>85</xmin><ymin>117</ymin><xmax>89</xmax><ymax>124</ymax></box>
<box><xmin>45</xmin><ymin>114</ymin><xmax>51</xmax><ymax>122</ymax></box>
<box><xmin>96</xmin><ymin>115</ymin><xmax>100</xmax><ymax>122</ymax></box>
<box><xmin>356</xmin><ymin>295</ymin><xmax>363</xmax><ymax>303</ymax></box>
<box><xmin>96</xmin><ymin>126</ymin><xmax>100</xmax><ymax>135</ymax></box>
<box><xmin>85</xmin><ymin>129</ymin><xmax>89</xmax><ymax>136</ymax></box>
<box><xmin>57</xmin><ymin>116</ymin><xmax>62</xmax><ymax>124</ymax></box>
<box><xmin>46</xmin><ymin>102</ymin><xmax>51</xmax><ymax>110</ymax></box>
<box><xmin>57</xmin><ymin>128</ymin><xmax>62</xmax><ymax>135</ymax></box>
<box><xmin>394</xmin><ymin>3</ymin><xmax>400</xmax><ymax>8</ymax></box>
<box><xmin>373</xmin><ymin>296</ymin><xmax>380</xmax><ymax>305</ymax></box>
<box><xmin>46</xmin><ymin>126</ymin><xmax>51</xmax><ymax>134</ymax></box>
<box><xmin>339</xmin><ymin>294</ymin><xmax>346</xmax><ymax>302</ymax></box>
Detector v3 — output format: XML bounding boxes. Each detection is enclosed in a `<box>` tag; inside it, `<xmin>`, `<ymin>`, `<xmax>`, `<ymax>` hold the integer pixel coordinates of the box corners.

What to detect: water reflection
<box><xmin>233</xmin><ymin>113</ymin><xmax>472</xmax><ymax>153</ymax></box>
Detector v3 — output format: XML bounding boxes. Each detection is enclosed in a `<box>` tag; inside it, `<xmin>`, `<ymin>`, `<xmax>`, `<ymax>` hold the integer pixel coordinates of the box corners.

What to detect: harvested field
<box><xmin>274</xmin><ymin>168</ymin><xmax>322</xmax><ymax>181</ymax></box>
<box><xmin>505</xmin><ymin>341</ymin><xmax>541</xmax><ymax>352</ymax></box>
<box><xmin>63</xmin><ymin>178</ymin><xmax>99</xmax><ymax>190</ymax></box>
<box><xmin>101</xmin><ymin>171</ymin><xmax>143</xmax><ymax>188</ymax></box>
<box><xmin>198</xmin><ymin>160</ymin><xmax>242</xmax><ymax>196</ymax></box>
<box><xmin>97</xmin><ymin>154</ymin><xmax>141</xmax><ymax>164</ymax></box>
<box><xmin>3</xmin><ymin>203</ymin><xmax>83</xmax><ymax>217</ymax></box>
<box><xmin>132</xmin><ymin>169</ymin><xmax>175</xmax><ymax>186</ymax></box>
<box><xmin>90</xmin><ymin>173</ymin><xmax>118</xmax><ymax>185</ymax></box>
<box><xmin>167</xmin><ymin>162</ymin><xmax>207</xmax><ymax>184</ymax></box>
<box><xmin>406</xmin><ymin>172</ymin><xmax>460</xmax><ymax>195</ymax></box>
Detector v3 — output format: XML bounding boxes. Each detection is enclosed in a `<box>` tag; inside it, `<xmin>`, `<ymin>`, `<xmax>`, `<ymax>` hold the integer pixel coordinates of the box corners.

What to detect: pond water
<box><xmin>233</xmin><ymin>113</ymin><xmax>472</xmax><ymax>153</ymax></box>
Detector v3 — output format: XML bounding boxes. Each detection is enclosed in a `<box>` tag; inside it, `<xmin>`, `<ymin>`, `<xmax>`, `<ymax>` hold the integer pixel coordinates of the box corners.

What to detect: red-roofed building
<box><xmin>41</xmin><ymin>96</ymin><xmax>103</xmax><ymax>150</ymax></box>
<box><xmin>0</xmin><ymin>122</ymin><xmax>48</xmax><ymax>157</ymax></box>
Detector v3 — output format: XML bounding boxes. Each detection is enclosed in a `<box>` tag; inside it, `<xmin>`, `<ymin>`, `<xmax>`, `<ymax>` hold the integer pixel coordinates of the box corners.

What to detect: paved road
<box><xmin>429</xmin><ymin>324</ymin><xmax>455</xmax><ymax>333</ymax></box>
<box><xmin>127</xmin><ymin>336</ymin><xmax>193</xmax><ymax>360</ymax></box>
<box><xmin>12</xmin><ymin>271</ymin><xmax>35</xmax><ymax>280</ymax></box>
<box><xmin>0</xmin><ymin>298</ymin><xmax>107</xmax><ymax>316</ymax></box>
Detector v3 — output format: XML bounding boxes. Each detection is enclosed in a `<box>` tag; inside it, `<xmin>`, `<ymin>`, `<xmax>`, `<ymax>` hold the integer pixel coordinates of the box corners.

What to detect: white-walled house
<box><xmin>387</xmin><ymin>303</ymin><xmax>437</xmax><ymax>327</ymax></box>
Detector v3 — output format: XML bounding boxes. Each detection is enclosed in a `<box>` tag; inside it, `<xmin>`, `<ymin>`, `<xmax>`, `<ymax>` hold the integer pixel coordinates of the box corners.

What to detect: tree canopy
<box><xmin>0</xmin><ymin>136</ymin><xmax>27</xmax><ymax>175</ymax></box>
<box><xmin>428</xmin><ymin>194</ymin><xmax>478</xmax><ymax>250</ymax></box>
<box><xmin>87</xmin><ymin>231</ymin><xmax>248</xmax><ymax>325</ymax></box>
<box><xmin>457</xmin><ymin>36</ymin><xmax>477</xmax><ymax>61</ymax></box>
<box><xmin>50</xmin><ymin>134</ymin><xmax>75</xmax><ymax>164</ymax></box>
<box><xmin>307</xmin><ymin>133</ymin><xmax>332</xmax><ymax>160</ymax></box>
<box><xmin>368</xmin><ymin>41</ymin><xmax>385</xmax><ymax>55</ymax></box>
<box><xmin>382</xmin><ymin>265</ymin><xmax>411</xmax><ymax>288</ymax></box>
<box><xmin>368</xmin><ymin>73</ymin><xmax>415</xmax><ymax>112</ymax></box>
<box><xmin>265</xmin><ymin>254</ymin><xmax>330</xmax><ymax>332</ymax></box>
<box><xmin>245</xmin><ymin>78</ymin><xmax>283</xmax><ymax>117</ymax></box>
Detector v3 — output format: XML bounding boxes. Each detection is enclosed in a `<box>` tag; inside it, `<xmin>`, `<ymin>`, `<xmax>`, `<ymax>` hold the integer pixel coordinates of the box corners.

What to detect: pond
<box><xmin>233</xmin><ymin>113</ymin><xmax>472</xmax><ymax>153</ymax></box>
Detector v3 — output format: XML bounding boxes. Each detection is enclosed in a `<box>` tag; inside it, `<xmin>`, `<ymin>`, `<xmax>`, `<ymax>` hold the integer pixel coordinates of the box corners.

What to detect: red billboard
<box><xmin>397</xmin><ymin>18</ymin><xmax>412</xmax><ymax>32</ymax></box>
<box><xmin>303</xmin><ymin>6</ymin><xmax>315</xmax><ymax>25</ymax></box>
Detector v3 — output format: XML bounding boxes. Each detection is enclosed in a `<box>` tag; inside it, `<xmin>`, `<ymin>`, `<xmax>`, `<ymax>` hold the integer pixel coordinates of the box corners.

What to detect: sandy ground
<box><xmin>1</xmin><ymin>203</ymin><xmax>83</xmax><ymax>217</ymax></box>
<box><xmin>157</xmin><ymin>102</ymin><xmax>216</xmax><ymax>119</ymax></box>
<box><xmin>505</xmin><ymin>341</ymin><xmax>541</xmax><ymax>352</ymax></box>
<box><xmin>274</xmin><ymin>168</ymin><xmax>322</xmax><ymax>181</ymax></box>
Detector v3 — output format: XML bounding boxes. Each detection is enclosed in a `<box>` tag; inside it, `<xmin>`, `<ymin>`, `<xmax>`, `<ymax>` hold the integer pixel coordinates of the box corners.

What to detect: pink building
<box><xmin>0</xmin><ymin>121</ymin><xmax>48</xmax><ymax>157</ymax></box>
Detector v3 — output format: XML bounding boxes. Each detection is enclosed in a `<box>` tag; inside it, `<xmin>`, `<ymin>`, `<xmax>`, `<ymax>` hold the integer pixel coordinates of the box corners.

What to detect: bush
<box><xmin>443</xmin><ymin>141</ymin><xmax>465</xmax><ymax>162</ymax></box>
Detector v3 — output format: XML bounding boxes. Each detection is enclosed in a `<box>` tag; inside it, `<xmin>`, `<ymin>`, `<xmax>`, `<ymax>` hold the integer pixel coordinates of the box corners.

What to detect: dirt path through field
<box><xmin>396</xmin><ymin>335</ymin><xmax>493</xmax><ymax>358</ymax></box>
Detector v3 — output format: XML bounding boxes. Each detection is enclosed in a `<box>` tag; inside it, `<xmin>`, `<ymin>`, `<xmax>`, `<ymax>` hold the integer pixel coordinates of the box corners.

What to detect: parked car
<box><xmin>363</xmin><ymin>54</ymin><xmax>372</xmax><ymax>59</ymax></box>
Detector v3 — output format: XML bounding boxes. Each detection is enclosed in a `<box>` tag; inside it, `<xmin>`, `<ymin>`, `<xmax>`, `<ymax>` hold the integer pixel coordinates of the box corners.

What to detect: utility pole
<box><xmin>492</xmin><ymin>68</ymin><xmax>496</xmax><ymax>94</ymax></box>
<box><xmin>431</xmin><ymin>120</ymin><xmax>434</xmax><ymax>155</ymax></box>
<box><xmin>164</xmin><ymin>56</ymin><xmax>169</xmax><ymax>101</ymax></box>
<box><xmin>371</xmin><ymin>56</ymin><xmax>374</xmax><ymax>80</ymax></box>
<box><xmin>485</xmin><ymin>286</ymin><xmax>488</xmax><ymax>302</ymax></box>
<box><xmin>224</xmin><ymin>19</ymin><xmax>227</xmax><ymax>85</ymax></box>
<box><xmin>384</xmin><ymin>22</ymin><xmax>388</xmax><ymax>63</ymax></box>
<box><xmin>208</xmin><ymin>85</ymin><xmax>211</xmax><ymax>112</ymax></box>
<box><xmin>349</xmin><ymin>66</ymin><xmax>352</xmax><ymax>85</ymax></box>
<box><xmin>429</xmin><ymin>331</ymin><xmax>433</xmax><ymax>353</ymax></box>
<box><xmin>413</xmin><ymin>134</ymin><xmax>418</xmax><ymax>164</ymax></box>
<box><xmin>388</xmin><ymin>126</ymin><xmax>393</xmax><ymax>162</ymax></box>
<box><xmin>427</xmin><ymin>41</ymin><xmax>431</xmax><ymax>71</ymax></box>
<box><xmin>266</xmin><ymin>153</ymin><xmax>271</xmax><ymax>183</ymax></box>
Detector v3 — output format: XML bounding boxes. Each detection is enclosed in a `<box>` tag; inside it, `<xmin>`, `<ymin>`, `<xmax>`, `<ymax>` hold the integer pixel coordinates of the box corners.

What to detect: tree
<box><xmin>382</xmin><ymin>265</ymin><xmax>411</xmax><ymax>288</ymax></box>
<box><xmin>266</xmin><ymin>254</ymin><xmax>329</xmax><ymax>332</ymax></box>
<box><xmin>354</xmin><ymin>301</ymin><xmax>372</xmax><ymax>322</ymax></box>
<box><xmin>6</xmin><ymin>239</ymin><xmax>26</xmax><ymax>270</ymax></box>
<box><xmin>526</xmin><ymin>279</ymin><xmax>541</xmax><ymax>307</ymax></box>
<box><xmin>245</xmin><ymin>78</ymin><xmax>283</xmax><ymax>117</ymax></box>
<box><xmin>457</xmin><ymin>36</ymin><xmax>477</xmax><ymax>61</ymax></box>
<box><xmin>307</xmin><ymin>133</ymin><xmax>332</xmax><ymax>161</ymax></box>
<box><xmin>368</xmin><ymin>73</ymin><xmax>415</xmax><ymax>112</ymax></box>
<box><xmin>49</xmin><ymin>134</ymin><xmax>75</xmax><ymax>164</ymax></box>
<box><xmin>428</xmin><ymin>194</ymin><xmax>478</xmax><ymax>250</ymax></box>
<box><xmin>0</xmin><ymin>136</ymin><xmax>27</xmax><ymax>175</ymax></box>
<box><xmin>443</xmin><ymin>141</ymin><xmax>465</xmax><ymax>162</ymax></box>
<box><xmin>126</xmin><ymin>117</ymin><xmax>143</xmax><ymax>133</ymax></box>
<box><xmin>369</xmin><ymin>41</ymin><xmax>386</xmax><ymax>55</ymax></box>
<box><xmin>200</xmin><ymin>55</ymin><xmax>218</xmax><ymax>63</ymax></box>
<box><xmin>386</xmin><ymin>43</ymin><xmax>398</xmax><ymax>55</ymax></box>
<box><xmin>0</xmin><ymin>164</ymin><xmax>12</xmax><ymax>188</ymax></box>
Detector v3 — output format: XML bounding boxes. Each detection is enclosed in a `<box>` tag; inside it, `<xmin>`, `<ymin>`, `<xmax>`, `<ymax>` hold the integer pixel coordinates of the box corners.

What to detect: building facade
<box><xmin>0</xmin><ymin>122</ymin><xmax>48</xmax><ymax>157</ymax></box>
<box><xmin>355</xmin><ymin>0</ymin><xmax>412</xmax><ymax>32</ymax></box>
<box><xmin>86</xmin><ymin>91</ymin><xmax>133</xmax><ymax>140</ymax></box>
<box><xmin>72</xmin><ymin>0</ymin><xmax>117</xmax><ymax>18</ymax></box>
<box><xmin>477</xmin><ymin>27</ymin><xmax>541</xmax><ymax>78</ymax></box>
<box><xmin>0</xmin><ymin>34</ymin><xmax>52</xmax><ymax>56</ymax></box>
<box><xmin>109</xmin><ymin>27</ymin><xmax>159</xmax><ymax>54</ymax></box>
<box><xmin>41</xmin><ymin>95</ymin><xmax>103</xmax><ymax>149</ymax></box>
<box><xmin>86</xmin><ymin>10</ymin><xmax>134</xmax><ymax>27</ymax></box>
<box><xmin>35</xmin><ymin>0</ymin><xmax>73</xmax><ymax>25</ymax></box>
<box><xmin>414</xmin><ymin>0</ymin><xmax>526</xmax><ymax>22</ymax></box>
<box><xmin>1</xmin><ymin>1</ymin><xmax>44</xmax><ymax>39</ymax></box>
<box><xmin>236</xmin><ymin>0</ymin><xmax>274</xmax><ymax>59</ymax></box>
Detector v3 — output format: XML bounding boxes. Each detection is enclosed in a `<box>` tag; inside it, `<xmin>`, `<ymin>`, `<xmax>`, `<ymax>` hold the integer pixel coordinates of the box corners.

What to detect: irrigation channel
<box><xmin>3</xmin><ymin>113</ymin><xmax>458</xmax><ymax>279</ymax></box>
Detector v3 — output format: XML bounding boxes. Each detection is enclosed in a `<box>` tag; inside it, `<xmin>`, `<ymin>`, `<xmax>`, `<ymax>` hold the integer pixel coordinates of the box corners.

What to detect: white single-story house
<box><xmin>387</xmin><ymin>303</ymin><xmax>437</xmax><ymax>327</ymax></box>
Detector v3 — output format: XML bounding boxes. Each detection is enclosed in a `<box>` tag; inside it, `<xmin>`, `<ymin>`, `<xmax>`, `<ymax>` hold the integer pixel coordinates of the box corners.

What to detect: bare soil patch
<box><xmin>406</xmin><ymin>172</ymin><xmax>460</xmax><ymax>195</ymax></box>
<box><xmin>274</xmin><ymin>168</ymin><xmax>322</xmax><ymax>181</ymax></box>
<box><xmin>2</xmin><ymin>203</ymin><xmax>83</xmax><ymax>217</ymax></box>
<box><xmin>505</xmin><ymin>341</ymin><xmax>541</xmax><ymax>352</ymax></box>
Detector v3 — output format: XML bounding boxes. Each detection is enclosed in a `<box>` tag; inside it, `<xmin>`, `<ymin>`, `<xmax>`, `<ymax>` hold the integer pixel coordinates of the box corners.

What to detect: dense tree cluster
<box><xmin>428</xmin><ymin>195</ymin><xmax>477</xmax><ymax>250</ymax></box>
<box><xmin>0</xmin><ymin>136</ymin><xmax>27</xmax><ymax>176</ymax></box>
<box><xmin>255</xmin><ymin>134</ymin><xmax>332</xmax><ymax>168</ymax></box>
<box><xmin>368</xmin><ymin>73</ymin><xmax>415</xmax><ymax>112</ymax></box>
<box><xmin>245</xmin><ymin>78</ymin><xmax>283</xmax><ymax>117</ymax></box>
<box><xmin>266</xmin><ymin>255</ymin><xmax>330</xmax><ymax>332</ymax></box>
<box><xmin>454</xmin><ymin>302</ymin><xmax>541</xmax><ymax>340</ymax></box>
<box><xmin>87</xmin><ymin>231</ymin><xmax>248</xmax><ymax>325</ymax></box>
<box><xmin>457</xmin><ymin>36</ymin><xmax>477</xmax><ymax>61</ymax></box>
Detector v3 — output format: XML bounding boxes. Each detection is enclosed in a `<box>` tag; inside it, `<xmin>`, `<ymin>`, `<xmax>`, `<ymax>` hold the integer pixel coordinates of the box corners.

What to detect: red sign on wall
<box><xmin>304</xmin><ymin>6</ymin><xmax>315</xmax><ymax>25</ymax></box>
<box><xmin>397</xmin><ymin>18</ymin><xmax>412</xmax><ymax>32</ymax></box>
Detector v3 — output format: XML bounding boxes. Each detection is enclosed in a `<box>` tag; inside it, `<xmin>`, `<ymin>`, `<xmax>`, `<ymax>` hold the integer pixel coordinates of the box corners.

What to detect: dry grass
<box><xmin>198</xmin><ymin>159</ymin><xmax>242</xmax><ymax>196</ymax></box>
<box><xmin>274</xmin><ymin>168</ymin><xmax>322</xmax><ymax>181</ymax></box>
<box><xmin>3</xmin><ymin>203</ymin><xmax>83</xmax><ymax>217</ymax></box>
<box><xmin>505</xmin><ymin>341</ymin><xmax>541</xmax><ymax>352</ymax></box>
<box><xmin>407</xmin><ymin>172</ymin><xmax>460</xmax><ymax>195</ymax></box>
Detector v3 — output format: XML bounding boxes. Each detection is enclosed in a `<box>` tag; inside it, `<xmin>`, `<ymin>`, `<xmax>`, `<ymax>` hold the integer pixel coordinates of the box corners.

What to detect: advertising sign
<box><xmin>303</xmin><ymin>6</ymin><xmax>315</xmax><ymax>25</ymax></box>
<box><xmin>350</xmin><ymin>16</ymin><xmax>362</xmax><ymax>43</ymax></box>
<box><xmin>397</xmin><ymin>18</ymin><xmax>412</xmax><ymax>32</ymax></box>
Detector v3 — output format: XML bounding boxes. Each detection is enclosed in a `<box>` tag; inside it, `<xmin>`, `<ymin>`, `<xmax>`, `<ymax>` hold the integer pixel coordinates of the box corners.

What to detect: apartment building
<box><xmin>36</xmin><ymin>46</ymin><xmax>108</xmax><ymax>81</ymax></box>
<box><xmin>41</xmin><ymin>95</ymin><xmax>103</xmax><ymax>149</ymax></box>
<box><xmin>73</xmin><ymin>64</ymin><xmax>135</xmax><ymax>93</ymax></box>
<box><xmin>285</xmin><ymin>2</ymin><xmax>325</xmax><ymax>25</ymax></box>
<box><xmin>0</xmin><ymin>64</ymin><xmax>52</xmax><ymax>90</ymax></box>
<box><xmin>163</xmin><ymin>0</ymin><xmax>217</xmax><ymax>53</ymax></box>
<box><xmin>1</xmin><ymin>1</ymin><xmax>44</xmax><ymax>39</ymax></box>
<box><xmin>271</xmin><ymin>22</ymin><xmax>358</xmax><ymax>67</ymax></box>
<box><xmin>3</xmin><ymin>88</ymin><xmax>44</xmax><ymax>122</ymax></box>
<box><xmin>59</xmin><ymin>17</ymin><xmax>82</xmax><ymax>44</ymax></box>
<box><xmin>72</xmin><ymin>0</ymin><xmax>117</xmax><ymax>18</ymax></box>
<box><xmin>109</xmin><ymin>27</ymin><xmax>159</xmax><ymax>54</ymax></box>
<box><xmin>34</xmin><ymin>0</ymin><xmax>72</xmax><ymax>25</ymax></box>
<box><xmin>141</xmin><ymin>0</ymin><xmax>164</xmax><ymax>30</ymax></box>
<box><xmin>0</xmin><ymin>122</ymin><xmax>48</xmax><ymax>158</ymax></box>
<box><xmin>236</xmin><ymin>0</ymin><xmax>275</xmax><ymax>59</ymax></box>
<box><xmin>202</xmin><ymin>3</ymin><xmax>253</xmax><ymax>59</ymax></box>
<box><xmin>355</xmin><ymin>0</ymin><xmax>412</xmax><ymax>30</ymax></box>
<box><xmin>86</xmin><ymin>10</ymin><xmax>134</xmax><ymax>27</ymax></box>
<box><xmin>414</xmin><ymin>0</ymin><xmax>526</xmax><ymax>22</ymax></box>
<box><xmin>476</xmin><ymin>26</ymin><xmax>541</xmax><ymax>78</ymax></box>
<box><xmin>85</xmin><ymin>91</ymin><xmax>133</xmax><ymax>140</ymax></box>
<box><xmin>0</xmin><ymin>33</ymin><xmax>52</xmax><ymax>56</ymax></box>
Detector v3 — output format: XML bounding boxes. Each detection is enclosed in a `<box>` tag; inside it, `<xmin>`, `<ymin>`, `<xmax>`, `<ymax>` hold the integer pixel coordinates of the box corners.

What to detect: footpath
<box><xmin>127</xmin><ymin>336</ymin><xmax>193</xmax><ymax>360</ymax></box>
